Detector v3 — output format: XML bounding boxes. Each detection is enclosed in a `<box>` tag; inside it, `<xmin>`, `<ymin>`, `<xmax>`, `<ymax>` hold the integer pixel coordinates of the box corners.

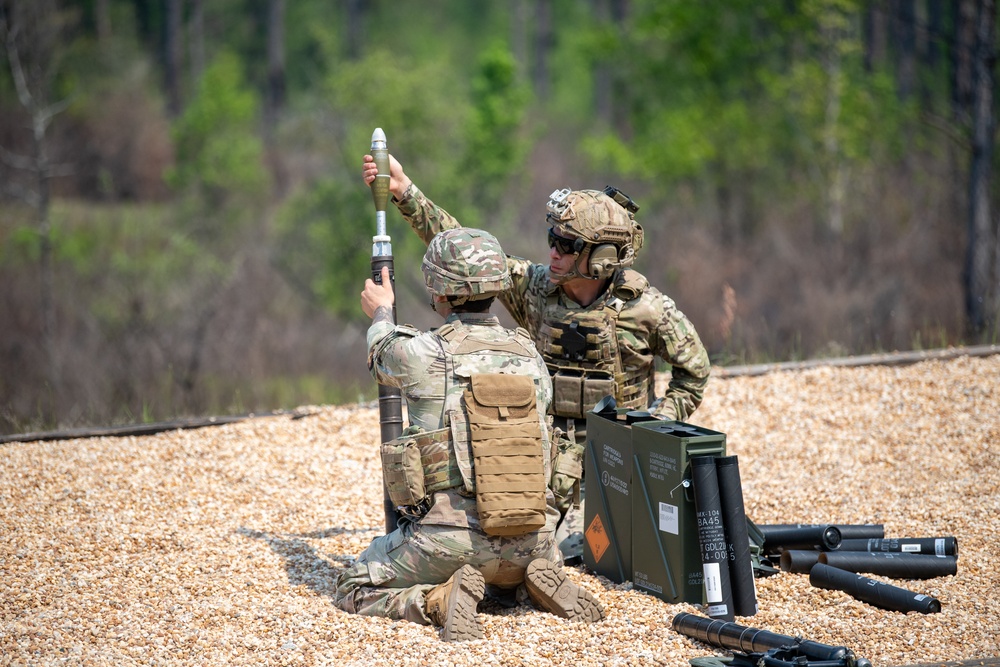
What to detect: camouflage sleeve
<box><xmin>498</xmin><ymin>255</ymin><xmax>542</xmax><ymax>331</ymax></box>
<box><xmin>649</xmin><ymin>293</ymin><xmax>711</xmax><ymax>422</ymax></box>
<box><xmin>366</xmin><ymin>322</ymin><xmax>428</xmax><ymax>390</ymax></box>
<box><xmin>395</xmin><ymin>184</ymin><xmax>547</xmax><ymax>333</ymax></box>
<box><xmin>393</xmin><ymin>183</ymin><xmax>462</xmax><ymax>246</ymax></box>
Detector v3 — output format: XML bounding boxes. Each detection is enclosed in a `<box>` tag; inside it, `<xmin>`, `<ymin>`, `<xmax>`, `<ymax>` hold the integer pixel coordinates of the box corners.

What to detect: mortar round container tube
<box><xmin>810</xmin><ymin>563</ymin><xmax>942</xmax><ymax>613</ymax></box>
<box><xmin>838</xmin><ymin>537</ymin><xmax>958</xmax><ymax>557</ymax></box>
<box><xmin>715</xmin><ymin>455</ymin><xmax>757</xmax><ymax>617</ymax></box>
<box><xmin>779</xmin><ymin>550</ymin><xmax>823</xmax><ymax>574</ymax></box>
<box><xmin>758</xmin><ymin>524</ymin><xmax>843</xmax><ymax>555</ymax></box>
<box><xmin>818</xmin><ymin>551</ymin><xmax>958</xmax><ymax>579</ymax></box>
<box><xmin>691</xmin><ymin>456</ymin><xmax>735</xmax><ymax>621</ymax></box>
<box><xmin>757</xmin><ymin>523</ymin><xmax>884</xmax><ymax>539</ymax></box>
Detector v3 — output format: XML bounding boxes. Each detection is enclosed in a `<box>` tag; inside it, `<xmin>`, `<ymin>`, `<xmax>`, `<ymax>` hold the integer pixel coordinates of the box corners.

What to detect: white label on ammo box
<box><xmin>659</xmin><ymin>502</ymin><xmax>679</xmax><ymax>535</ymax></box>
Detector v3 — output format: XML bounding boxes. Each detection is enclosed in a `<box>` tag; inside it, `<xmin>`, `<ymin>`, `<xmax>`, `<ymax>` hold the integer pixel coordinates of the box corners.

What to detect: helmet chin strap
<box><xmin>550</xmin><ymin>247</ymin><xmax>603</xmax><ymax>284</ymax></box>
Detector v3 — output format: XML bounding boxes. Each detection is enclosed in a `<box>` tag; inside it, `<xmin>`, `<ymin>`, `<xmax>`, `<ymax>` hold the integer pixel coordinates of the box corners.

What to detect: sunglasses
<box><xmin>547</xmin><ymin>229</ymin><xmax>578</xmax><ymax>256</ymax></box>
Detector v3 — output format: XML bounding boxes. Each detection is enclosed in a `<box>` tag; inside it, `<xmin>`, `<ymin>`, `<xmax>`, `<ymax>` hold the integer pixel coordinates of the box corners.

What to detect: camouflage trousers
<box><xmin>555</xmin><ymin>490</ymin><xmax>586</xmax><ymax>562</ymax></box>
<box><xmin>552</xmin><ymin>417</ymin><xmax>587</xmax><ymax>562</ymax></box>
<box><xmin>333</xmin><ymin>517</ymin><xmax>560</xmax><ymax>625</ymax></box>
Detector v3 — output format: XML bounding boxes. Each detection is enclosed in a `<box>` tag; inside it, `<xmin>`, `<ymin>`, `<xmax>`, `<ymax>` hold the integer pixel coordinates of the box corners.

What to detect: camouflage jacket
<box><xmin>393</xmin><ymin>183</ymin><xmax>711</xmax><ymax>423</ymax></box>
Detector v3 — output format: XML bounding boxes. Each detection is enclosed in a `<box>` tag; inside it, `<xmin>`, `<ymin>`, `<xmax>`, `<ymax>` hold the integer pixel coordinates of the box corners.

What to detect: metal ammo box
<box><xmin>630</xmin><ymin>420</ymin><xmax>726</xmax><ymax>603</ymax></box>
<box><xmin>582</xmin><ymin>405</ymin><xmax>635</xmax><ymax>583</ymax></box>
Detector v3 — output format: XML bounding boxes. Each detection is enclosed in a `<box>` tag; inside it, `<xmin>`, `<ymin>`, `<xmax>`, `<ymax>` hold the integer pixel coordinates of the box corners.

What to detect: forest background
<box><xmin>1</xmin><ymin>0</ymin><xmax>997</xmax><ymax>435</ymax></box>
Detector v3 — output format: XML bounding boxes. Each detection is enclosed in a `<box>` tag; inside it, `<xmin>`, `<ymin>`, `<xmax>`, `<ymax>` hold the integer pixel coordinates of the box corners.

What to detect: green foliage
<box><xmin>579</xmin><ymin>0</ymin><xmax>915</xmax><ymax>232</ymax></box>
<box><xmin>166</xmin><ymin>51</ymin><xmax>267</xmax><ymax>209</ymax></box>
<box><xmin>460</xmin><ymin>43</ymin><xmax>531</xmax><ymax>218</ymax></box>
<box><xmin>272</xmin><ymin>177</ymin><xmax>371</xmax><ymax>321</ymax></box>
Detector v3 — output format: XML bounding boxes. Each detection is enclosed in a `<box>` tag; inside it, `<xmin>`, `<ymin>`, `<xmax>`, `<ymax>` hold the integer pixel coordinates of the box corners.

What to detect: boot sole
<box><xmin>442</xmin><ymin>565</ymin><xmax>486</xmax><ymax>641</ymax></box>
<box><xmin>525</xmin><ymin>559</ymin><xmax>605</xmax><ymax>623</ymax></box>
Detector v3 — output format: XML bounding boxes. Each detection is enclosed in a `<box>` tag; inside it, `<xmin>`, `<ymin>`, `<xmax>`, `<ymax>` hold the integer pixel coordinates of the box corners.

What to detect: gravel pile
<box><xmin>2</xmin><ymin>354</ymin><xmax>999</xmax><ymax>666</ymax></box>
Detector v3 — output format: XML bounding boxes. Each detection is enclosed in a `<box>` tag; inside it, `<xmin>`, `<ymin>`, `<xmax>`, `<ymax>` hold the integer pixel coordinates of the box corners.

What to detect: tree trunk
<box><xmin>532</xmin><ymin>0</ymin><xmax>553</xmax><ymax>99</ymax></box>
<box><xmin>164</xmin><ymin>0</ymin><xmax>183</xmax><ymax>116</ymax></box>
<box><xmin>862</xmin><ymin>1</ymin><xmax>886</xmax><ymax>72</ymax></box>
<box><xmin>95</xmin><ymin>0</ymin><xmax>111</xmax><ymax>45</ymax></box>
<box><xmin>511</xmin><ymin>0</ymin><xmax>528</xmax><ymax>81</ymax></box>
<box><xmin>264</xmin><ymin>0</ymin><xmax>285</xmax><ymax>137</ymax></box>
<box><xmin>963</xmin><ymin>0</ymin><xmax>997</xmax><ymax>336</ymax></box>
<box><xmin>188</xmin><ymin>0</ymin><xmax>204</xmax><ymax>84</ymax></box>
<box><xmin>952</xmin><ymin>0</ymin><xmax>978</xmax><ymax>118</ymax></box>
<box><xmin>346</xmin><ymin>0</ymin><xmax>363</xmax><ymax>60</ymax></box>
<box><xmin>0</xmin><ymin>0</ymin><xmax>69</xmax><ymax>425</ymax></box>
<box><xmin>893</xmin><ymin>0</ymin><xmax>917</xmax><ymax>99</ymax></box>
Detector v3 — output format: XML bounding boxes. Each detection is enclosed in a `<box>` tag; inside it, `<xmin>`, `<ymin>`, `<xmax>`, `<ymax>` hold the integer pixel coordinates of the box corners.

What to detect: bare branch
<box><xmin>0</xmin><ymin>13</ymin><xmax>36</xmax><ymax>112</ymax></box>
<box><xmin>2</xmin><ymin>181</ymin><xmax>41</xmax><ymax>208</ymax></box>
<box><xmin>36</xmin><ymin>96</ymin><xmax>72</xmax><ymax>133</ymax></box>
<box><xmin>920</xmin><ymin>110</ymin><xmax>971</xmax><ymax>151</ymax></box>
<box><xmin>0</xmin><ymin>144</ymin><xmax>35</xmax><ymax>171</ymax></box>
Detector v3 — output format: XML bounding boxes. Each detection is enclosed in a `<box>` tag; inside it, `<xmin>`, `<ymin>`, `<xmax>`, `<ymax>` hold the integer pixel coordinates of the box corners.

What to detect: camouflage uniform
<box><xmin>333</xmin><ymin>230</ymin><xmax>562</xmax><ymax>626</ymax></box>
<box><xmin>391</xmin><ymin>184</ymin><xmax>711</xmax><ymax>559</ymax></box>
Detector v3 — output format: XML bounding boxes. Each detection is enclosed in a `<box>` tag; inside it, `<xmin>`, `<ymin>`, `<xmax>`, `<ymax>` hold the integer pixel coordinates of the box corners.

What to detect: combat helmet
<box><xmin>546</xmin><ymin>186</ymin><xmax>644</xmax><ymax>280</ymax></box>
<box><xmin>422</xmin><ymin>228</ymin><xmax>512</xmax><ymax>304</ymax></box>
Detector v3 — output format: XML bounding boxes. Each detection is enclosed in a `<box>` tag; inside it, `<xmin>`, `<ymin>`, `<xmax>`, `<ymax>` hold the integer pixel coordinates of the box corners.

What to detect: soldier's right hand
<box><xmin>362</xmin><ymin>153</ymin><xmax>412</xmax><ymax>199</ymax></box>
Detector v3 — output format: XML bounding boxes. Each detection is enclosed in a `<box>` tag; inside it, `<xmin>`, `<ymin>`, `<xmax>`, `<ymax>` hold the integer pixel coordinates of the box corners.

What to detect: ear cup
<box><xmin>588</xmin><ymin>244</ymin><xmax>620</xmax><ymax>278</ymax></box>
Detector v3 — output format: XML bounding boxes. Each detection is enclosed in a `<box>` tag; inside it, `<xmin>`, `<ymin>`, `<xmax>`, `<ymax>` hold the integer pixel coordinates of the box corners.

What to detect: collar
<box><xmin>445</xmin><ymin>312</ymin><xmax>501</xmax><ymax>326</ymax></box>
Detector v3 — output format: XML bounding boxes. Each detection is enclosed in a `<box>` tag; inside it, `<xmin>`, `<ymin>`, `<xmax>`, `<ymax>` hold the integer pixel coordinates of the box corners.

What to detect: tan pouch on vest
<box><xmin>381</xmin><ymin>427</ymin><xmax>464</xmax><ymax>510</ymax></box>
<box><xmin>464</xmin><ymin>373</ymin><xmax>547</xmax><ymax>536</ymax></box>
<box><xmin>380</xmin><ymin>435</ymin><xmax>425</xmax><ymax>509</ymax></box>
<box><xmin>552</xmin><ymin>370</ymin><xmax>616</xmax><ymax>419</ymax></box>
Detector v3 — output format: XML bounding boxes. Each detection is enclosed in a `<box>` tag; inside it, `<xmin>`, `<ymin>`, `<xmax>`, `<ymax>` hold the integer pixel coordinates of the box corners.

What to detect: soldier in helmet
<box><xmin>361</xmin><ymin>155</ymin><xmax>711</xmax><ymax>563</ymax></box>
<box><xmin>334</xmin><ymin>228</ymin><xmax>605</xmax><ymax>641</ymax></box>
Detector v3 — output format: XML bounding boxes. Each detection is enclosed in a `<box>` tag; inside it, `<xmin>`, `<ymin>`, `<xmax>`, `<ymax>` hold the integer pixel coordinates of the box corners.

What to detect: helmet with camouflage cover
<box><xmin>546</xmin><ymin>186</ymin><xmax>644</xmax><ymax>280</ymax></box>
<box><xmin>422</xmin><ymin>228</ymin><xmax>512</xmax><ymax>302</ymax></box>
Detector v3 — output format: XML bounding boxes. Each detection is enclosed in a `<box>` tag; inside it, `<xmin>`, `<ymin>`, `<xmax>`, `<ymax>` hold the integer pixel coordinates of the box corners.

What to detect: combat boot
<box><xmin>524</xmin><ymin>558</ymin><xmax>605</xmax><ymax>622</ymax></box>
<box><xmin>424</xmin><ymin>564</ymin><xmax>486</xmax><ymax>641</ymax></box>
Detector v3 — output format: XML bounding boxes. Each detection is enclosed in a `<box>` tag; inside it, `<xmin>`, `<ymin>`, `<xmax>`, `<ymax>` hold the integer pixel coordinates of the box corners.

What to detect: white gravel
<box><xmin>2</xmin><ymin>354</ymin><xmax>998</xmax><ymax>666</ymax></box>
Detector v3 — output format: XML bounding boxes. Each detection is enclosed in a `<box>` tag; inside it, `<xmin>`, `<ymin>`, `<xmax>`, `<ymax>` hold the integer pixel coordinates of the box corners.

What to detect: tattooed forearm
<box><xmin>372</xmin><ymin>305</ymin><xmax>394</xmax><ymax>325</ymax></box>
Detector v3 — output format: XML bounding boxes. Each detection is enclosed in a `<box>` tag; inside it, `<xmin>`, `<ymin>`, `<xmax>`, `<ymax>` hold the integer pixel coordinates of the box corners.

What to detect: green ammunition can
<box><xmin>582</xmin><ymin>407</ymin><xmax>635</xmax><ymax>583</ymax></box>
<box><xmin>630</xmin><ymin>420</ymin><xmax>726</xmax><ymax>603</ymax></box>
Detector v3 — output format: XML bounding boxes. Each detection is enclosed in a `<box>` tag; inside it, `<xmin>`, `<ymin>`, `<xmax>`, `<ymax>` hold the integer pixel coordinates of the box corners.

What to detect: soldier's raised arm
<box><xmin>361</xmin><ymin>152</ymin><xmax>462</xmax><ymax>245</ymax></box>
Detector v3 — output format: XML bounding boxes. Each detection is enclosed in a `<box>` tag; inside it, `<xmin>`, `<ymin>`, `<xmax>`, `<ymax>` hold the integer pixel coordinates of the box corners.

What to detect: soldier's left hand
<box><xmin>361</xmin><ymin>266</ymin><xmax>396</xmax><ymax>318</ymax></box>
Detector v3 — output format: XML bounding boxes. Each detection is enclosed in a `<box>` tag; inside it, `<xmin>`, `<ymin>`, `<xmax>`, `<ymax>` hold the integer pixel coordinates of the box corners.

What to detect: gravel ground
<box><xmin>2</xmin><ymin>354</ymin><xmax>999</xmax><ymax>666</ymax></box>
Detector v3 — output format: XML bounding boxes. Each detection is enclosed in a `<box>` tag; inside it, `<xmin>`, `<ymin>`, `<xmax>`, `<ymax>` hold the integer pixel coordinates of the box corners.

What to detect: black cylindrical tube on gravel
<box><xmin>715</xmin><ymin>455</ymin><xmax>757</xmax><ymax>617</ymax></box>
<box><xmin>819</xmin><ymin>551</ymin><xmax>958</xmax><ymax>579</ymax></box>
<box><xmin>779</xmin><ymin>550</ymin><xmax>823</xmax><ymax>573</ymax></box>
<box><xmin>691</xmin><ymin>456</ymin><xmax>735</xmax><ymax>621</ymax></box>
<box><xmin>757</xmin><ymin>523</ymin><xmax>884</xmax><ymax>540</ymax></box>
<box><xmin>809</xmin><ymin>563</ymin><xmax>942</xmax><ymax>613</ymax></box>
<box><xmin>671</xmin><ymin>611</ymin><xmax>852</xmax><ymax>662</ymax></box>
<box><xmin>758</xmin><ymin>524</ymin><xmax>843</xmax><ymax>554</ymax></box>
<box><xmin>838</xmin><ymin>537</ymin><xmax>958</xmax><ymax>557</ymax></box>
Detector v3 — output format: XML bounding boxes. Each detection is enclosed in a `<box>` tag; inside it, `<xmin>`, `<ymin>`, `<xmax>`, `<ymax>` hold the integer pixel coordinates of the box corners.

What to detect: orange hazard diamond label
<box><xmin>585</xmin><ymin>513</ymin><xmax>611</xmax><ymax>563</ymax></box>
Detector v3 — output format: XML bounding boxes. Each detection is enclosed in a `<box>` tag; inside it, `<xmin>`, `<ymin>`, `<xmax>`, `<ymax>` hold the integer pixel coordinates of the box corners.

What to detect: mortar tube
<box><xmin>671</xmin><ymin>612</ymin><xmax>852</xmax><ymax>663</ymax></box>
